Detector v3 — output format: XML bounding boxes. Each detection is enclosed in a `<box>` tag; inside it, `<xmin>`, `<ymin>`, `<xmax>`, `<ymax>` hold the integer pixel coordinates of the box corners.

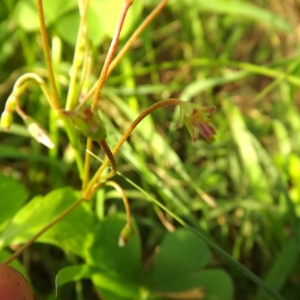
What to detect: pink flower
<box><xmin>178</xmin><ymin>102</ymin><xmax>216</xmax><ymax>142</ymax></box>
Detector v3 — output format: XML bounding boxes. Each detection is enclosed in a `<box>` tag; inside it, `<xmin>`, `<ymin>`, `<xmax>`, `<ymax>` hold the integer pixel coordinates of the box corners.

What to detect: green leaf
<box><xmin>56</xmin><ymin>264</ymin><xmax>94</xmax><ymax>288</ymax></box>
<box><xmin>87</xmin><ymin>213</ymin><xmax>141</xmax><ymax>298</ymax></box>
<box><xmin>170</xmin><ymin>0</ymin><xmax>292</xmax><ymax>32</ymax></box>
<box><xmin>12</xmin><ymin>0</ymin><xmax>38</xmax><ymax>31</ymax></box>
<box><xmin>256</xmin><ymin>190</ymin><xmax>300</xmax><ymax>300</ymax></box>
<box><xmin>0</xmin><ymin>187</ymin><xmax>93</xmax><ymax>257</ymax></box>
<box><xmin>38</xmin><ymin>0</ymin><xmax>77</xmax><ymax>25</ymax></box>
<box><xmin>0</xmin><ymin>145</ymin><xmax>66</xmax><ymax>169</ymax></box>
<box><xmin>154</xmin><ymin>270</ymin><xmax>234</xmax><ymax>300</ymax></box>
<box><xmin>12</xmin><ymin>0</ymin><xmax>77</xmax><ymax>31</ymax></box>
<box><xmin>179</xmin><ymin>71</ymin><xmax>249</xmax><ymax>102</ymax></box>
<box><xmin>90</xmin><ymin>0</ymin><xmax>143</xmax><ymax>40</ymax></box>
<box><xmin>223</xmin><ymin>101</ymin><xmax>272</xmax><ymax>204</ymax></box>
<box><xmin>54</xmin><ymin>5</ymin><xmax>105</xmax><ymax>46</ymax></box>
<box><xmin>0</xmin><ymin>172</ymin><xmax>28</xmax><ymax>227</ymax></box>
<box><xmin>145</xmin><ymin>229</ymin><xmax>211</xmax><ymax>291</ymax></box>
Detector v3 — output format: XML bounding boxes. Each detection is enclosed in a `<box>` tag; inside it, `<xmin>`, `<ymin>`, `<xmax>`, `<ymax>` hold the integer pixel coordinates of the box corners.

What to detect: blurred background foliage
<box><xmin>1</xmin><ymin>0</ymin><xmax>300</xmax><ymax>299</ymax></box>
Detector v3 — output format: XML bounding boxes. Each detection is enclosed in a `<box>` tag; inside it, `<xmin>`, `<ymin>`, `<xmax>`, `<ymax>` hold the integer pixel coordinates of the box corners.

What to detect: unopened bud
<box><xmin>23</xmin><ymin>116</ymin><xmax>54</xmax><ymax>149</ymax></box>
<box><xmin>6</xmin><ymin>95</ymin><xmax>17</xmax><ymax>113</ymax></box>
<box><xmin>118</xmin><ymin>224</ymin><xmax>133</xmax><ymax>247</ymax></box>
<box><xmin>62</xmin><ymin>108</ymin><xmax>106</xmax><ymax>141</ymax></box>
<box><xmin>0</xmin><ymin>111</ymin><xmax>13</xmax><ymax>131</ymax></box>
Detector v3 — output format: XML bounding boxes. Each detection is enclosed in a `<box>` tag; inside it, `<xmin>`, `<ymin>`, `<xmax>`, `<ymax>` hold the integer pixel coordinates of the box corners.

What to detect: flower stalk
<box><xmin>105</xmin><ymin>181</ymin><xmax>133</xmax><ymax>247</ymax></box>
<box><xmin>36</xmin><ymin>0</ymin><xmax>60</xmax><ymax>110</ymax></box>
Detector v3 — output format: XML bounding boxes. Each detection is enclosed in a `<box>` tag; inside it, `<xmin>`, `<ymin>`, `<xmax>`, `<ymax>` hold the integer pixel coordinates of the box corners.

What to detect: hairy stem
<box><xmin>79</xmin><ymin>0</ymin><xmax>169</xmax><ymax>108</ymax></box>
<box><xmin>65</xmin><ymin>0</ymin><xmax>90</xmax><ymax>110</ymax></box>
<box><xmin>81</xmin><ymin>0</ymin><xmax>132</xmax><ymax>188</ymax></box>
<box><xmin>91</xmin><ymin>0</ymin><xmax>133</xmax><ymax>111</ymax></box>
<box><xmin>83</xmin><ymin>98</ymin><xmax>182</xmax><ymax>198</ymax></box>
<box><xmin>36</xmin><ymin>0</ymin><xmax>60</xmax><ymax>110</ymax></box>
<box><xmin>12</xmin><ymin>73</ymin><xmax>54</xmax><ymax>111</ymax></box>
<box><xmin>83</xmin><ymin>140</ymin><xmax>117</xmax><ymax>198</ymax></box>
<box><xmin>105</xmin><ymin>181</ymin><xmax>132</xmax><ymax>227</ymax></box>
<box><xmin>99</xmin><ymin>140</ymin><xmax>117</xmax><ymax>178</ymax></box>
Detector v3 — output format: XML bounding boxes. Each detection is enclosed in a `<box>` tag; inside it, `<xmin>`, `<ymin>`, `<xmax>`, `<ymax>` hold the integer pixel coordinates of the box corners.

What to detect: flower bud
<box><xmin>62</xmin><ymin>108</ymin><xmax>106</xmax><ymax>141</ymax></box>
<box><xmin>178</xmin><ymin>102</ymin><xmax>216</xmax><ymax>142</ymax></box>
<box><xmin>0</xmin><ymin>111</ymin><xmax>13</xmax><ymax>131</ymax></box>
<box><xmin>118</xmin><ymin>224</ymin><xmax>133</xmax><ymax>247</ymax></box>
<box><xmin>5</xmin><ymin>94</ymin><xmax>17</xmax><ymax>113</ymax></box>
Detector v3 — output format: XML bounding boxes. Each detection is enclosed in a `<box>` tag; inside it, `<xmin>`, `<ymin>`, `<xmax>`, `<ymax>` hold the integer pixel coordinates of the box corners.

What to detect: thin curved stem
<box><xmin>36</xmin><ymin>0</ymin><xmax>85</xmax><ymax>173</ymax></box>
<box><xmin>3</xmin><ymin>198</ymin><xmax>85</xmax><ymax>265</ymax></box>
<box><xmin>107</xmin><ymin>0</ymin><xmax>169</xmax><ymax>78</ymax></box>
<box><xmin>82</xmin><ymin>138</ymin><xmax>93</xmax><ymax>190</ymax></box>
<box><xmin>91</xmin><ymin>0</ymin><xmax>133</xmax><ymax>111</ymax></box>
<box><xmin>65</xmin><ymin>0</ymin><xmax>90</xmax><ymax>110</ymax></box>
<box><xmin>11</xmin><ymin>73</ymin><xmax>55</xmax><ymax>111</ymax></box>
<box><xmin>36</xmin><ymin>0</ymin><xmax>60</xmax><ymax>110</ymax></box>
<box><xmin>105</xmin><ymin>181</ymin><xmax>131</xmax><ymax>227</ymax></box>
<box><xmin>78</xmin><ymin>0</ymin><xmax>169</xmax><ymax>109</ymax></box>
<box><xmin>81</xmin><ymin>0</ymin><xmax>132</xmax><ymax>189</ymax></box>
<box><xmin>83</xmin><ymin>140</ymin><xmax>118</xmax><ymax>198</ymax></box>
<box><xmin>83</xmin><ymin>98</ymin><xmax>182</xmax><ymax>198</ymax></box>
<box><xmin>99</xmin><ymin>140</ymin><xmax>117</xmax><ymax>178</ymax></box>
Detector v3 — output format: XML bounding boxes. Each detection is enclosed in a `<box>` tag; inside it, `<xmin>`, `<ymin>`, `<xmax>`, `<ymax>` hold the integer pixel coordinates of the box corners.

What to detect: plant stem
<box><xmin>83</xmin><ymin>98</ymin><xmax>182</xmax><ymax>198</ymax></box>
<box><xmin>83</xmin><ymin>140</ymin><xmax>118</xmax><ymax>198</ymax></box>
<box><xmin>36</xmin><ymin>0</ymin><xmax>60</xmax><ymax>110</ymax></box>
<box><xmin>36</xmin><ymin>0</ymin><xmax>86</xmax><ymax>173</ymax></box>
<box><xmin>99</xmin><ymin>140</ymin><xmax>117</xmax><ymax>177</ymax></box>
<box><xmin>59</xmin><ymin>115</ymin><xmax>84</xmax><ymax>174</ymax></box>
<box><xmin>81</xmin><ymin>0</ymin><xmax>133</xmax><ymax>189</ymax></box>
<box><xmin>65</xmin><ymin>0</ymin><xmax>90</xmax><ymax>110</ymax></box>
<box><xmin>12</xmin><ymin>73</ymin><xmax>55</xmax><ymax>111</ymax></box>
<box><xmin>82</xmin><ymin>138</ymin><xmax>93</xmax><ymax>190</ymax></box>
<box><xmin>91</xmin><ymin>0</ymin><xmax>133</xmax><ymax>111</ymax></box>
<box><xmin>79</xmin><ymin>0</ymin><xmax>169</xmax><ymax>108</ymax></box>
<box><xmin>107</xmin><ymin>0</ymin><xmax>169</xmax><ymax>78</ymax></box>
<box><xmin>3</xmin><ymin>198</ymin><xmax>85</xmax><ymax>265</ymax></box>
<box><xmin>105</xmin><ymin>181</ymin><xmax>131</xmax><ymax>227</ymax></box>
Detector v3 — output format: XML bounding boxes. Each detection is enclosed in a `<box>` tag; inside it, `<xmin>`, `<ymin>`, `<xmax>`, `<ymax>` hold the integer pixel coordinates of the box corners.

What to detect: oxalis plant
<box><xmin>0</xmin><ymin>0</ymin><xmax>286</xmax><ymax>299</ymax></box>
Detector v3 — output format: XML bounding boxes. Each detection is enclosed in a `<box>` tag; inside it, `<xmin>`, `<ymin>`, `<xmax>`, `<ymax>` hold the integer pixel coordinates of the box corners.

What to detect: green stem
<box><xmin>36</xmin><ymin>0</ymin><xmax>86</xmax><ymax>173</ymax></box>
<box><xmin>78</xmin><ymin>0</ymin><xmax>169</xmax><ymax>108</ymax></box>
<box><xmin>83</xmin><ymin>98</ymin><xmax>182</xmax><ymax>198</ymax></box>
<box><xmin>83</xmin><ymin>140</ymin><xmax>117</xmax><ymax>198</ymax></box>
<box><xmin>98</xmin><ymin>139</ymin><xmax>117</xmax><ymax>178</ymax></box>
<box><xmin>91</xmin><ymin>0</ymin><xmax>133</xmax><ymax>111</ymax></box>
<box><xmin>65</xmin><ymin>0</ymin><xmax>90</xmax><ymax>110</ymax></box>
<box><xmin>12</xmin><ymin>73</ymin><xmax>55</xmax><ymax>111</ymax></box>
<box><xmin>82</xmin><ymin>138</ymin><xmax>93</xmax><ymax>190</ymax></box>
<box><xmin>36</xmin><ymin>0</ymin><xmax>60</xmax><ymax>110</ymax></box>
<box><xmin>81</xmin><ymin>0</ymin><xmax>133</xmax><ymax>189</ymax></box>
<box><xmin>105</xmin><ymin>181</ymin><xmax>131</xmax><ymax>227</ymax></box>
<box><xmin>60</xmin><ymin>116</ymin><xmax>84</xmax><ymax>175</ymax></box>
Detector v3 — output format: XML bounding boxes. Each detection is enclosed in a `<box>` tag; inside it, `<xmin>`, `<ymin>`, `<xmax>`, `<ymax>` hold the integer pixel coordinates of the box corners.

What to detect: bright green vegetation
<box><xmin>0</xmin><ymin>0</ymin><xmax>299</xmax><ymax>299</ymax></box>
